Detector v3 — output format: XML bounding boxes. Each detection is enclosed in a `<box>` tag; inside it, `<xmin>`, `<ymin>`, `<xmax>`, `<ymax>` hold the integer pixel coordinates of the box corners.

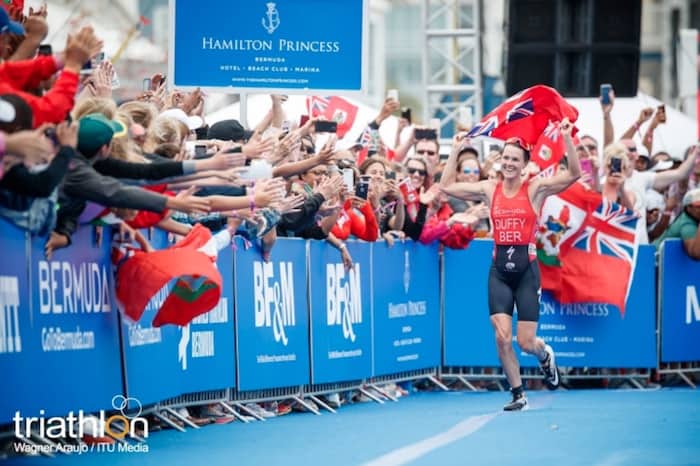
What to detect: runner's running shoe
<box><xmin>503</xmin><ymin>394</ymin><xmax>528</xmax><ymax>411</ymax></box>
<box><xmin>540</xmin><ymin>344</ymin><xmax>560</xmax><ymax>390</ymax></box>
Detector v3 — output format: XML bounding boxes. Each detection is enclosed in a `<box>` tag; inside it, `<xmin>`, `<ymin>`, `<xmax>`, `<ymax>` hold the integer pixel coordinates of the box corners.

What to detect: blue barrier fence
<box><xmin>1</xmin><ymin>222</ymin><xmax>698</xmax><ymax>424</ymax></box>
<box><xmin>659</xmin><ymin>239</ymin><xmax>700</xmax><ymax>363</ymax></box>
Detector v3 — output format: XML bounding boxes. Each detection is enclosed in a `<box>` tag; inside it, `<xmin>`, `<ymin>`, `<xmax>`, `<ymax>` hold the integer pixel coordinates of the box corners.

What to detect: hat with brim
<box><xmin>208</xmin><ymin>119</ymin><xmax>253</xmax><ymax>142</ymax></box>
<box><xmin>644</xmin><ymin>189</ymin><xmax>666</xmax><ymax>211</ymax></box>
<box><xmin>0</xmin><ymin>8</ymin><xmax>25</xmax><ymax>35</ymax></box>
<box><xmin>159</xmin><ymin>108</ymin><xmax>204</xmax><ymax>131</ymax></box>
<box><xmin>682</xmin><ymin>188</ymin><xmax>700</xmax><ymax>208</ymax></box>
<box><xmin>650</xmin><ymin>160</ymin><xmax>673</xmax><ymax>172</ymax></box>
<box><xmin>78</xmin><ymin>113</ymin><xmax>126</xmax><ymax>155</ymax></box>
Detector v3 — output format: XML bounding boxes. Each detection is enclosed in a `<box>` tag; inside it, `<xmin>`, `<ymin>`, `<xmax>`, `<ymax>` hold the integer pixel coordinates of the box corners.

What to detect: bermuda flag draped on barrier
<box><xmin>307</xmin><ymin>96</ymin><xmax>359</xmax><ymax>138</ymax></box>
<box><xmin>467</xmin><ymin>85</ymin><xmax>579</xmax><ymax>171</ymax></box>
<box><xmin>536</xmin><ymin>183</ymin><xmax>640</xmax><ymax>315</ymax></box>
<box><xmin>113</xmin><ymin>224</ymin><xmax>224</xmax><ymax>327</ymax></box>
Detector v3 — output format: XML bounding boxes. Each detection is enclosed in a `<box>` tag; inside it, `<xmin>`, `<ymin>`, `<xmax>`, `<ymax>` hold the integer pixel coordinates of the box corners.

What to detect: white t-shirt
<box><xmin>627</xmin><ymin>170</ymin><xmax>656</xmax><ymax>244</ymax></box>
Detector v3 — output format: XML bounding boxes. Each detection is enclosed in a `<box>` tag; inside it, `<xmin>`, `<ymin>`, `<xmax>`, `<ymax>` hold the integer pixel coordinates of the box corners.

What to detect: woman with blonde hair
<box><xmin>601</xmin><ymin>142</ymin><xmax>638</xmax><ymax>213</ymax></box>
<box><xmin>119</xmin><ymin>101</ymin><xmax>159</xmax><ymax>148</ymax></box>
<box><xmin>119</xmin><ymin>101</ymin><xmax>158</xmax><ymax>130</ymax></box>
<box><xmin>142</xmin><ymin>116</ymin><xmax>183</xmax><ymax>156</ymax></box>
<box><xmin>111</xmin><ymin>112</ymin><xmax>149</xmax><ymax>163</ymax></box>
<box><xmin>72</xmin><ymin>97</ymin><xmax>117</xmax><ymax>121</ymax></box>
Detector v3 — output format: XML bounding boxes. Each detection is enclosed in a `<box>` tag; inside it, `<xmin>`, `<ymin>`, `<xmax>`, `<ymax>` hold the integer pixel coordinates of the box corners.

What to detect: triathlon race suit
<box><xmin>488</xmin><ymin>180</ymin><xmax>541</xmax><ymax>321</ymax></box>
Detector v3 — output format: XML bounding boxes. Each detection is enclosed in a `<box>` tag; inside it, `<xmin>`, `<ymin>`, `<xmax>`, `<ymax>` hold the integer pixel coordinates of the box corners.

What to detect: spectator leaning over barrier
<box><xmin>286</xmin><ymin>160</ymin><xmax>351</xmax><ymax>268</ymax></box>
<box><xmin>417</xmin><ymin>186</ymin><xmax>479</xmax><ymax>249</ymax></box>
<box><xmin>46</xmin><ymin>113</ymin><xmax>211</xmax><ymax>258</ymax></box>
<box><xmin>654</xmin><ymin>188</ymin><xmax>700</xmax><ymax>260</ymax></box>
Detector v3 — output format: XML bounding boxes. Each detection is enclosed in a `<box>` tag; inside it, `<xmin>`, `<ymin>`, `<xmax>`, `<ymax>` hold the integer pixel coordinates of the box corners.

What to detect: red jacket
<box><xmin>331</xmin><ymin>199</ymin><xmax>379</xmax><ymax>242</ymax></box>
<box><xmin>0</xmin><ymin>56</ymin><xmax>79</xmax><ymax>127</ymax></box>
<box><xmin>419</xmin><ymin>203</ymin><xmax>474</xmax><ymax>249</ymax></box>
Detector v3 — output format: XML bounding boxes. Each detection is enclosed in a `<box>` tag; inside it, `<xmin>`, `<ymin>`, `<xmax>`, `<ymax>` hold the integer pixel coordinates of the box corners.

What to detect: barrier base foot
<box><xmin>153</xmin><ymin>411</ymin><xmax>186</xmax><ymax>433</ymax></box>
<box><xmin>162</xmin><ymin>407</ymin><xmax>200</xmax><ymax>430</ymax></box>
<box><xmin>679</xmin><ymin>372</ymin><xmax>697</xmax><ymax>389</ymax></box>
<box><xmin>427</xmin><ymin>375</ymin><xmax>450</xmax><ymax>392</ymax></box>
<box><xmin>455</xmin><ymin>375</ymin><xmax>481</xmax><ymax>392</ymax></box>
<box><xmin>368</xmin><ymin>384</ymin><xmax>398</xmax><ymax>402</ymax></box>
<box><xmin>358</xmin><ymin>386</ymin><xmax>385</xmax><ymax>404</ymax></box>
<box><xmin>231</xmin><ymin>402</ymin><xmax>265</xmax><ymax>421</ymax></box>
<box><xmin>308</xmin><ymin>395</ymin><xmax>337</xmax><ymax>413</ymax></box>
<box><xmin>292</xmin><ymin>396</ymin><xmax>321</xmax><ymax>415</ymax></box>
<box><xmin>219</xmin><ymin>402</ymin><xmax>252</xmax><ymax>423</ymax></box>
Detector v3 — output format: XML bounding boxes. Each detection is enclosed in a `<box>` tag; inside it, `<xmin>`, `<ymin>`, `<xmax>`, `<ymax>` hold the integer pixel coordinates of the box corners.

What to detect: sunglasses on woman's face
<box><xmin>408</xmin><ymin>167</ymin><xmax>427</xmax><ymax>176</ymax></box>
<box><xmin>462</xmin><ymin>168</ymin><xmax>480</xmax><ymax>175</ymax></box>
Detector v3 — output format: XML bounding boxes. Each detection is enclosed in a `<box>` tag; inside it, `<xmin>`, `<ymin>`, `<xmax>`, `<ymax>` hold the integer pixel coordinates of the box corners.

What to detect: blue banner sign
<box><xmin>443</xmin><ymin>239</ymin><xmax>496</xmax><ymax>367</ymax></box>
<box><xmin>121</xmin><ymin>229</ymin><xmax>236</xmax><ymax>406</ymax></box>
<box><xmin>0</xmin><ymin>221</ymin><xmax>33</xmax><ymax>423</ymax></box>
<box><xmin>308</xmin><ymin>241</ymin><xmax>372</xmax><ymax>384</ymax></box>
<box><xmin>371</xmin><ymin>241</ymin><xmax>441</xmax><ymax>376</ymax></box>
<box><xmin>660</xmin><ymin>239</ymin><xmax>700</xmax><ymax>362</ymax></box>
<box><xmin>444</xmin><ymin>240</ymin><xmax>657</xmax><ymax>368</ymax></box>
<box><xmin>171</xmin><ymin>0</ymin><xmax>367</xmax><ymax>92</ymax></box>
<box><xmin>233</xmin><ymin>238</ymin><xmax>310</xmax><ymax>390</ymax></box>
<box><xmin>0</xmin><ymin>225</ymin><xmax>122</xmax><ymax>422</ymax></box>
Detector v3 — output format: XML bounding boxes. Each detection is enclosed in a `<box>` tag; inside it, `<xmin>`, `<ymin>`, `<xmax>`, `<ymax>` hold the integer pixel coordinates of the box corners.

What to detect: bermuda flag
<box><xmin>536</xmin><ymin>183</ymin><xmax>639</xmax><ymax>315</ymax></box>
<box><xmin>307</xmin><ymin>96</ymin><xmax>359</xmax><ymax>139</ymax></box>
<box><xmin>536</xmin><ymin>183</ymin><xmax>592</xmax><ymax>290</ymax></box>
<box><xmin>113</xmin><ymin>224</ymin><xmax>224</xmax><ymax>327</ymax></box>
<box><xmin>467</xmin><ymin>85</ymin><xmax>579</xmax><ymax>169</ymax></box>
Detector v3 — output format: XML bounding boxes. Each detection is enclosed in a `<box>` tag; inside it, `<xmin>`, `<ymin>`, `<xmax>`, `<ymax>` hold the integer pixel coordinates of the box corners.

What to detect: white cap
<box><xmin>650</xmin><ymin>160</ymin><xmax>674</xmax><ymax>172</ymax></box>
<box><xmin>682</xmin><ymin>188</ymin><xmax>700</xmax><ymax>207</ymax></box>
<box><xmin>644</xmin><ymin>190</ymin><xmax>665</xmax><ymax>211</ymax></box>
<box><xmin>159</xmin><ymin>108</ymin><xmax>204</xmax><ymax>130</ymax></box>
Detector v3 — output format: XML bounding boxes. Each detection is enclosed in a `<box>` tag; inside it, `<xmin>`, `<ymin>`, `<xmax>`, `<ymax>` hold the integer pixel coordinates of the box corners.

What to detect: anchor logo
<box><xmin>262</xmin><ymin>2</ymin><xmax>281</xmax><ymax>34</ymax></box>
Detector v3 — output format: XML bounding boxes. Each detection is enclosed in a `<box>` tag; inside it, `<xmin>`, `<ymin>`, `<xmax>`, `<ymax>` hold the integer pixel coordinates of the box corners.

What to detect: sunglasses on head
<box><xmin>416</xmin><ymin>149</ymin><xmax>437</xmax><ymax>156</ymax></box>
<box><xmin>462</xmin><ymin>167</ymin><xmax>480</xmax><ymax>175</ymax></box>
<box><xmin>408</xmin><ymin>167</ymin><xmax>427</xmax><ymax>176</ymax></box>
<box><xmin>504</xmin><ymin>137</ymin><xmax>531</xmax><ymax>151</ymax></box>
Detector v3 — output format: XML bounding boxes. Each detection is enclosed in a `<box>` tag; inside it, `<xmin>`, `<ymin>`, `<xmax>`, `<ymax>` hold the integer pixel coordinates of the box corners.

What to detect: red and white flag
<box><xmin>307</xmin><ymin>96</ymin><xmax>359</xmax><ymax>139</ymax></box>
